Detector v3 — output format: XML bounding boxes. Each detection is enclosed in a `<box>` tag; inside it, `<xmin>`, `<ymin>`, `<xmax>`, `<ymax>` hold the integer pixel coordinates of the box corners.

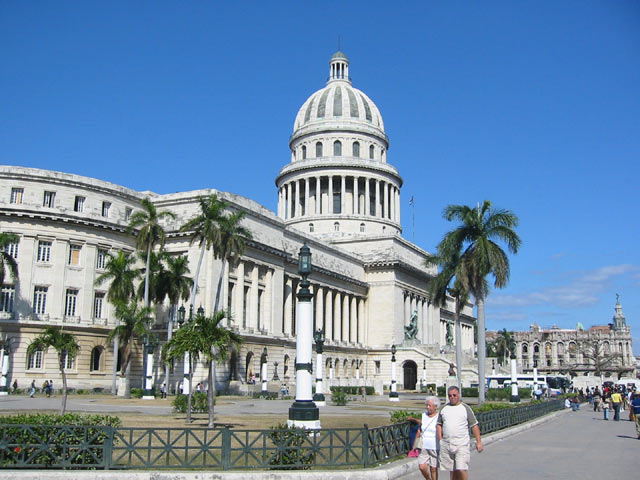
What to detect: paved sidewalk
<box><xmin>402</xmin><ymin>405</ymin><xmax>638</xmax><ymax>479</ymax></box>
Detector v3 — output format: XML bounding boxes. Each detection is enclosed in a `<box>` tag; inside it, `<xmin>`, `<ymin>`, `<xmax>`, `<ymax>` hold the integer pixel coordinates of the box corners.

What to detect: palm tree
<box><xmin>179</xmin><ymin>194</ymin><xmax>226</xmax><ymax>309</ymax></box>
<box><xmin>157</xmin><ymin>254</ymin><xmax>192</xmax><ymax>390</ymax></box>
<box><xmin>213</xmin><ymin>211</ymin><xmax>252</xmax><ymax>312</ymax></box>
<box><xmin>127</xmin><ymin>198</ymin><xmax>176</xmax><ymax>308</ymax></box>
<box><xmin>491</xmin><ymin>328</ymin><xmax>514</xmax><ymax>366</ymax></box>
<box><xmin>0</xmin><ymin>231</ymin><xmax>19</xmax><ymax>286</ymax></box>
<box><xmin>437</xmin><ymin>200</ymin><xmax>521</xmax><ymax>404</ymax></box>
<box><xmin>27</xmin><ymin>326</ymin><xmax>79</xmax><ymax>414</ymax></box>
<box><xmin>135</xmin><ymin>250</ymin><xmax>168</xmax><ymax>304</ymax></box>
<box><xmin>105</xmin><ymin>300</ymin><xmax>153</xmax><ymax>399</ymax></box>
<box><xmin>94</xmin><ymin>251</ymin><xmax>139</xmax><ymax>304</ymax></box>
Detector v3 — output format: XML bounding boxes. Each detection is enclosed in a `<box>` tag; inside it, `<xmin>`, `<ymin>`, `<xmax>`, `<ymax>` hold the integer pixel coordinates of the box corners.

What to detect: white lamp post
<box><xmin>389</xmin><ymin>344</ymin><xmax>399</xmax><ymax>401</ymax></box>
<box><xmin>510</xmin><ymin>343</ymin><xmax>520</xmax><ymax>402</ymax></box>
<box><xmin>422</xmin><ymin>359</ymin><xmax>427</xmax><ymax>389</ymax></box>
<box><xmin>0</xmin><ymin>343</ymin><xmax>10</xmax><ymax>395</ymax></box>
<box><xmin>288</xmin><ymin>243</ymin><xmax>320</xmax><ymax>429</ymax></box>
<box><xmin>313</xmin><ymin>328</ymin><xmax>326</xmax><ymax>406</ymax></box>
<box><xmin>260</xmin><ymin>347</ymin><xmax>268</xmax><ymax>396</ymax></box>
<box><xmin>141</xmin><ymin>333</ymin><xmax>156</xmax><ymax>399</ymax></box>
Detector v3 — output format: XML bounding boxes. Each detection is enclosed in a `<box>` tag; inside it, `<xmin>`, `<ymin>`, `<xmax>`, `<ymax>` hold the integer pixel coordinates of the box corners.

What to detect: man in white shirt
<box><xmin>437</xmin><ymin>386</ymin><xmax>483</xmax><ymax>480</ymax></box>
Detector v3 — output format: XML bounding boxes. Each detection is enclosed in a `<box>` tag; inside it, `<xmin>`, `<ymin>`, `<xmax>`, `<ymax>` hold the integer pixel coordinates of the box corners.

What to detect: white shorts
<box><xmin>439</xmin><ymin>441</ymin><xmax>470</xmax><ymax>471</ymax></box>
<box><xmin>418</xmin><ymin>448</ymin><xmax>438</xmax><ymax>467</ymax></box>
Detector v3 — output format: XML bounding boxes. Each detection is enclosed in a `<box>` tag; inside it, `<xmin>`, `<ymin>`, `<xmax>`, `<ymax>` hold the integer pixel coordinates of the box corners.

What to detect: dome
<box><xmin>291</xmin><ymin>51</ymin><xmax>386</xmax><ymax>142</ymax></box>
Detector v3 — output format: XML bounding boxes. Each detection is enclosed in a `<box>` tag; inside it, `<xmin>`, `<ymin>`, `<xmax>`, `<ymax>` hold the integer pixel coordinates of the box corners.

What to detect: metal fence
<box><xmin>0</xmin><ymin>399</ymin><xmax>563</xmax><ymax>470</ymax></box>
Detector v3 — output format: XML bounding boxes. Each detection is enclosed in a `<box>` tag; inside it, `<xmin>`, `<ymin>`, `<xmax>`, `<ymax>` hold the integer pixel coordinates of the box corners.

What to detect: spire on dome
<box><xmin>612</xmin><ymin>293</ymin><xmax>626</xmax><ymax>330</ymax></box>
<box><xmin>329</xmin><ymin>50</ymin><xmax>350</xmax><ymax>84</ymax></box>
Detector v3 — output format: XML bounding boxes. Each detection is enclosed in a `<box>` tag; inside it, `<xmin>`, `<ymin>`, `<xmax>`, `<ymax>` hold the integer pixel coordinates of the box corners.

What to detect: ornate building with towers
<box><xmin>0</xmin><ymin>51</ymin><xmax>478</xmax><ymax>396</ymax></box>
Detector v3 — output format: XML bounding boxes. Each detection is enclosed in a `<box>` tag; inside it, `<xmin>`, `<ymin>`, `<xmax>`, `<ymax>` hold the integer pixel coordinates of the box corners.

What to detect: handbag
<box><xmin>408</xmin><ymin>448</ymin><xmax>421</xmax><ymax>458</ymax></box>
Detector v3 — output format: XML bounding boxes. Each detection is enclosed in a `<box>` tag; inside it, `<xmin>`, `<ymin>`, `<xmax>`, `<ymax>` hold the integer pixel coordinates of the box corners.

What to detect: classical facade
<box><xmin>0</xmin><ymin>52</ymin><xmax>478</xmax><ymax>396</ymax></box>
<box><xmin>505</xmin><ymin>297</ymin><xmax>635</xmax><ymax>379</ymax></box>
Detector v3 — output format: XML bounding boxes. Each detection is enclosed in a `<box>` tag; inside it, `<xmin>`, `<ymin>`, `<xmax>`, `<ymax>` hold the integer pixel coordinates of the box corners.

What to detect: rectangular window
<box><xmin>94</xmin><ymin>292</ymin><xmax>105</xmax><ymax>319</ymax></box>
<box><xmin>10</xmin><ymin>188</ymin><xmax>23</xmax><ymax>204</ymax></box>
<box><xmin>375</xmin><ymin>360</ymin><xmax>381</xmax><ymax>375</ymax></box>
<box><xmin>43</xmin><ymin>191</ymin><xmax>56</xmax><ymax>208</ymax></box>
<box><xmin>0</xmin><ymin>286</ymin><xmax>15</xmax><ymax>313</ymax></box>
<box><xmin>33</xmin><ymin>286</ymin><xmax>48</xmax><ymax>315</ymax></box>
<box><xmin>96</xmin><ymin>248</ymin><xmax>108</xmax><ymax>269</ymax></box>
<box><xmin>101</xmin><ymin>201</ymin><xmax>111</xmax><ymax>217</ymax></box>
<box><xmin>62</xmin><ymin>352</ymin><xmax>75</xmax><ymax>370</ymax></box>
<box><xmin>74</xmin><ymin>196</ymin><xmax>85</xmax><ymax>212</ymax></box>
<box><xmin>4</xmin><ymin>241</ymin><xmax>18</xmax><ymax>259</ymax></box>
<box><xmin>68</xmin><ymin>245</ymin><xmax>81</xmax><ymax>266</ymax></box>
<box><xmin>125</xmin><ymin>207</ymin><xmax>132</xmax><ymax>221</ymax></box>
<box><xmin>28</xmin><ymin>349</ymin><xmax>43</xmax><ymax>370</ymax></box>
<box><xmin>37</xmin><ymin>241</ymin><xmax>52</xmax><ymax>262</ymax></box>
<box><xmin>64</xmin><ymin>289</ymin><xmax>78</xmax><ymax>317</ymax></box>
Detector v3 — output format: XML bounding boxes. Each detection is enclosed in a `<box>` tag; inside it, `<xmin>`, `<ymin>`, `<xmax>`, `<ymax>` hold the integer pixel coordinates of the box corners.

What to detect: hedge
<box><xmin>329</xmin><ymin>386</ymin><xmax>375</xmax><ymax>395</ymax></box>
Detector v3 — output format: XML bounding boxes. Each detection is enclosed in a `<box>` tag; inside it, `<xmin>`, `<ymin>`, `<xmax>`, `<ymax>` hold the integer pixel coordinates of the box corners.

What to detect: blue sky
<box><xmin>2</xmin><ymin>2</ymin><xmax>639</xmax><ymax>352</ymax></box>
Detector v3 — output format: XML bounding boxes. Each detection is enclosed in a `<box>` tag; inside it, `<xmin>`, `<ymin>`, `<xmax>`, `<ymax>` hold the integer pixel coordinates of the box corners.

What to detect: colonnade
<box><xmin>227</xmin><ymin>261</ymin><xmax>273</xmax><ymax>334</ymax></box>
<box><xmin>516</xmin><ymin>338</ymin><xmax>633</xmax><ymax>370</ymax></box>
<box><xmin>403</xmin><ymin>291</ymin><xmax>436</xmax><ymax>345</ymax></box>
<box><xmin>278</xmin><ymin>175</ymin><xmax>400</xmax><ymax>222</ymax></box>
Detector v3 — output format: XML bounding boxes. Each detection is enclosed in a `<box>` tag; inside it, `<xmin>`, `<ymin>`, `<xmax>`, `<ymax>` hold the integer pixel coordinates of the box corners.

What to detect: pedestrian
<box><xmin>48</xmin><ymin>379</ymin><xmax>54</xmax><ymax>397</ymax></box>
<box><xmin>593</xmin><ymin>387</ymin><xmax>601</xmax><ymax>412</ymax></box>
<box><xmin>161</xmin><ymin>383</ymin><xmax>167</xmax><ymax>399</ymax></box>
<box><xmin>29</xmin><ymin>379</ymin><xmax>36</xmax><ymax>398</ymax></box>
<box><xmin>361</xmin><ymin>385</ymin><xmax>366</xmax><ymax>402</ymax></box>
<box><xmin>631</xmin><ymin>393</ymin><xmax>640</xmax><ymax>439</ymax></box>
<box><xmin>602</xmin><ymin>394</ymin><xmax>610</xmax><ymax>420</ymax></box>
<box><xmin>611</xmin><ymin>389</ymin><xmax>622</xmax><ymax>421</ymax></box>
<box><xmin>410</xmin><ymin>396</ymin><xmax>440</xmax><ymax>480</ymax></box>
<box><xmin>437</xmin><ymin>386</ymin><xmax>483</xmax><ymax>480</ymax></box>
<box><xmin>178</xmin><ymin>381</ymin><xmax>183</xmax><ymax>395</ymax></box>
<box><xmin>43</xmin><ymin>380</ymin><xmax>49</xmax><ymax>398</ymax></box>
<box><xmin>12</xmin><ymin>379</ymin><xmax>18</xmax><ymax>394</ymax></box>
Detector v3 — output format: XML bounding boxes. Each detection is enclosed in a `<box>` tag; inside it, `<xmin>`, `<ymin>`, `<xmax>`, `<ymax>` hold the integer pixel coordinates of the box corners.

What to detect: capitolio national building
<box><xmin>0</xmin><ymin>52</ymin><xmax>478</xmax><ymax>395</ymax></box>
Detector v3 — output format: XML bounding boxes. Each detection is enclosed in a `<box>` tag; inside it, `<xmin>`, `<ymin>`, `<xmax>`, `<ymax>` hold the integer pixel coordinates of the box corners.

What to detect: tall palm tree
<box><xmin>94</xmin><ymin>251</ymin><xmax>139</xmax><ymax>304</ymax></box>
<box><xmin>213</xmin><ymin>210</ymin><xmax>252</xmax><ymax>312</ymax></box>
<box><xmin>0</xmin><ymin>232</ymin><xmax>19</xmax><ymax>286</ymax></box>
<box><xmin>491</xmin><ymin>328</ymin><xmax>514</xmax><ymax>366</ymax></box>
<box><xmin>27</xmin><ymin>326</ymin><xmax>79</xmax><ymax>414</ymax></box>
<box><xmin>157</xmin><ymin>254</ymin><xmax>192</xmax><ymax>390</ymax></box>
<box><xmin>179</xmin><ymin>194</ymin><xmax>227</xmax><ymax>308</ymax></box>
<box><xmin>135</xmin><ymin>250</ymin><xmax>168</xmax><ymax>304</ymax></box>
<box><xmin>105</xmin><ymin>300</ymin><xmax>153</xmax><ymax>399</ymax></box>
<box><xmin>127</xmin><ymin>198</ymin><xmax>176</xmax><ymax>308</ymax></box>
<box><xmin>437</xmin><ymin>200</ymin><xmax>521</xmax><ymax>404</ymax></box>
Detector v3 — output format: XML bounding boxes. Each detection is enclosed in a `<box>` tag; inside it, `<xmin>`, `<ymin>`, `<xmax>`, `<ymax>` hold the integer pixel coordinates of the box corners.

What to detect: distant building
<box><xmin>503</xmin><ymin>297</ymin><xmax>635</xmax><ymax>379</ymax></box>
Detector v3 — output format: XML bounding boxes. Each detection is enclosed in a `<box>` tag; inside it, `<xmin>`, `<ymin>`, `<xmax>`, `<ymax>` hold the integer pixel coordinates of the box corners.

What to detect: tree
<box><xmin>105</xmin><ymin>300</ymin><xmax>153</xmax><ymax>399</ymax></box>
<box><xmin>490</xmin><ymin>328</ymin><xmax>514</xmax><ymax>366</ymax></box>
<box><xmin>27</xmin><ymin>326</ymin><xmax>79</xmax><ymax>414</ymax></box>
<box><xmin>179</xmin><ymin>194</ymin><xmax>227</xmax><ymax>308</ymax></box>
<box><xmin>135</xmin><ymin>250</ymin><xmax>168</xmax><ymax>304</ymax></box>
<box><xmin>94</xmin><ymin>251</ymin><xmax>139</xmax><ymax>304</ymax></box>
<box><xmin>571</xmin><ymin>339</ymin><xmax>626</xmax><ymax>377</ymax></box>
<box><xmin>213</xmin><ymin>210</ymin><xmax>252</xmax><ymax>312</ymax></box>
<box><xmin>127</xmin><ymin>198</ymin><xmax>176</xmax><ymax>308</ymax></box>
<box><xmin>436</xmin><ymin>200</ymin><xmax>521</xmax><ymax>404</ymax></box>
<box><xmin>0</xmin><ymin>231</ymin><xmax>19</xmax><ymax>286</ymax></box>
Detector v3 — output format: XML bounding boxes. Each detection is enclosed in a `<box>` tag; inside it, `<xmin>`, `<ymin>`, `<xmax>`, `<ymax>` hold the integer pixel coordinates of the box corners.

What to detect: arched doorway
<box><xmin>403</xmin><ymin>360</ymin><xmax>418</xmax><ymax>390</ymax></box>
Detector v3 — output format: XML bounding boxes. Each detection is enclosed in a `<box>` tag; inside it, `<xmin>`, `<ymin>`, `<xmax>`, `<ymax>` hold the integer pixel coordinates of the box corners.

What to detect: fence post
<box><xmin>103</xmin><ymin>426</ymin><xmax>114</xmax><ymax>470</ymax></box>
<box><xmin>362</xmin><ymin>424</ymin><xmax>369</xmax><ymax>467</ymax></box>
<box><xmin>222</xmin><ymin>426</ymin><xmax>231</xmax><ymax>470</ymax></box>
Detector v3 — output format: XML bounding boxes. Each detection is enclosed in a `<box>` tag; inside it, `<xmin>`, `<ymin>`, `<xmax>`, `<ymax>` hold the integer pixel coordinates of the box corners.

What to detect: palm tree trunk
<box><xmin>165</xmin><ymin>305</ymin><xmax>174</xmax><ymax>393</ymax></box>
<box><xmin>111</xmin><ymin>333</ymin><xmax>119</xmax><ymax>396</ymax></box>
<box><xmin>214</xmin><ymin>258</ymin><xmax>226</xmax><ymax>313</ymax></box>
<box><xmin>207</xmin><ymin>357</ymin><xmax>216</xmax><ymax>428</ymax></box>
<box><xmin>190</xmin><ymin>244</ymin><xmax>206</xmax><ymax>308</ymax></box>
<box><xmin>454</xmin><ymin>300</ymin><xmax>463</xmax><ymax>389</ymax></box>
<box><xmin>144</xmin><ymin>242</ymin><xmax>152</xmax><ymax>307</ymax></box>
<box><xmin>477</xmin><ymin>296</ymin><xmax>486</xmax><ymax>405</ymax></box>
<box><xmin>60</xmin><ymin>362</ymin><xmax>68</xmax><ymax>415</ymax></box>
<box><xmin>124</xmin><ymin>354</ymin><xmax>132</xmax><ymax>399</ymax></box>
<box><xmin>186</xmin><ymin>356</ymin><xmax>194</xmax><ymax>424</ymax></box>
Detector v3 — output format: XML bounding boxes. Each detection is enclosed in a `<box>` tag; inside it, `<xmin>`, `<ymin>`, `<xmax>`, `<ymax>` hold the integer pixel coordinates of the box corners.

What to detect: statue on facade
<box><xmin>446</xmin><ymin>323</ymin><xmax>453</xmax><ymax>345</ymax></box>
<box><xmin>404</xmin><ymin>310</ymin><xmax>419</xmax><ymax>340</ymax></box>
<box><xmin>448</xmin><ymin>363</ymin><xmax>456</xmax><ymax>377</ymax></box>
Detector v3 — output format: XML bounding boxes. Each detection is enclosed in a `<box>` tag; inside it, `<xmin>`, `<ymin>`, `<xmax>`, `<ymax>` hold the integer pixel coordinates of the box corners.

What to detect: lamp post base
<box><xmin>389</xmin><ymin>391</ymin><xmax>399</xmax><ymax>402</ymax></box>
<box><xmin>142</xmin><ymin>388</ymin><xmax>154</xmax><ymax>400</ymax></box>
<box><xmin>510</xmin><ymin>394</ymin><xmax>520</xmax><ymax>402</ymax></box>
<box><xmin>288</xmin><ymin>399</ymin><xmax>320</xmax><ymax>429</ymax></box>
<box><xmin>313</xmin><ymin>393</ymin><xmax>326</xmax><ymax>406</ymax></box>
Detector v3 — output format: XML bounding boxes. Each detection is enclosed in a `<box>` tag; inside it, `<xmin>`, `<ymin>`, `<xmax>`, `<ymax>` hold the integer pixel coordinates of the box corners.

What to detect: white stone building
<box><xmin>0</xmin><ymin>52</ymin><xmax>478</xmax><ymax>396</ymax></box>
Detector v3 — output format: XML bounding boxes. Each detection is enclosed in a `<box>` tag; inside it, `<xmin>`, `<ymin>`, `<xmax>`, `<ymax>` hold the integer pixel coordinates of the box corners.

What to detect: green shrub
<box><xmin>486</xmin><ymin>388</ymin><xmax>532</xmax><ymax>401</ymax></box>
<box><xmin>472</xmin><ymin>402</ymin><xmax>513</xmax><ymax>413</ymax></box>
<box><xmin>171</xmin><ymin>392</ymin><xmax>211</xmax><ymax>413</ymax></box>
<box><xmin>130</xmin><ymin>388</ymin><xmax>143</xmax><ymax>399</ymax></box>
<box><xmin>390</xmin><ymin>409</ymin><xmax>422</xmax><ymax>423</ymax></box>
<box><xmin>331</xmin><ymin>390</ymin><xmax>348</xmax><ymax>406</ymax></box>
<box><xmin>329</xmin><ymin>386</ymin><xmax>374</xmax><ymax>395</ymax></box>
<box><xmin>252</xmin><ymin>391</ymin><xmax>279</xmax><ymax>400</ymax></box>
<box><xmin>0</xmin><ymin>413</ymin><xmax>120</xmax><ymax>467</ymax></box>
<box><xmin>267</xmin><ymin>423</ymin><xmax>315</xmax><ymax>469</ymax></box>
<box><xmin>420</xmin><ymin>383</ymin><xmax>437</xmax><ymax>393</ymax></box>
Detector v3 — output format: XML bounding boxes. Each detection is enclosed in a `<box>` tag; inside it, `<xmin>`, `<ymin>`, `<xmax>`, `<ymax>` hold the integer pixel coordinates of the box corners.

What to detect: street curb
<box><xmin>1</xmin><ymin>409</ymin><xmax>571</xmax><ymax>480</ymax></box>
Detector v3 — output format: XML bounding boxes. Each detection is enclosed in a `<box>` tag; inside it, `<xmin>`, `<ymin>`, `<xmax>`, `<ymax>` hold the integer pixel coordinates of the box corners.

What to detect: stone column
<box><xmin>395</xmin><ymin>188</ymin><xmax>400</xmax><ymax>222</ymax></box>
<box><xmin>0</xmin><ymin>347</ymin><xmax>9</xmax><ymax>395</ymax></box>
<box><xmin>365</xmin><ymin>178</ymin><xmax>370</xmax><ymax>216</ymax></box>
<box><xmin>315</xmin><ymin>176</ymin><xmax>321</xmax><ymax>215</ymax></box>
<box><xmin>358</xmin><ymin>298</ymin><xmax>365</xmax><ymax>345</ymax></box>
<box><xmin>342</xmin><ymin>293</ymin><xmax>350</xmax><ymax>342</ymax></box>
<box><xmin>295</xmin><ymin>179</ymin><xmax>301</xmax><ymax>218</ymax></box>
<box><xmin>264</xmin><ymin>269</ymin><xmax>273</xmax><ymax>333</ymax></box>
<box><xmin>249</xmin><ymin>265</ymin><xmax>259</xmax><ymax>331</ymax></box>
<box><xmin>316</xmin><ymin>286</ymin><xmax>324</xmax><ymax>332</ymax></box>
<box><xmin>286</xmin><ymin>183</ymin><xmax>292</xmax><ymax>220</ymax></box>
<box><xmin>284</xmin><ymin>276</ymin><xmax>293</xmax><ymax>336</ymax></box>
<box><xmin>334</xmin><ymin>292</ymin><xmax>342</xmax><ymax>342</ymax></box>
<box><xmin>350</xmin><ymin>296</ymin><xmax>357</xmax><ymax>344</ymax></box>
<box><xmin>374</xmin><ymin>179</ymin><xmax>380</xmax><ymax>217</ymax></box>
<box><xmin>353</xmin><ymin>176</ymin><xmax>359</xmax><ymax>214</ymax></box>
<box><xmin>325</xmin><ymin>289</ymin><xmax>333</xmax><ymax>341</ymax></box>
<box><xmin>304</xmin><ymin>178</ymin><xmax>310</xmax><ymax>216</ymax></box>
<box><xmin>327</xmin><ymin>175</ymin><xmax>333</xmax><ymax>214</ymax></box>
<box><xmin>235</xmin><ymin>261</ymin><xmax>245</xmax><ymax>329</ymax></box>
<box><xmin>341</xmin><ymin>175</ymin><xmax>346</xmax><ymax>214</ymax></box>
<box><xmin>404</xmin><ymin>292</ymin><xmax>410</xmax><ymax>327</ymax></box>
<box><xmin>384</xmin><ymin>181</ymin><xmax>389</xmax><ymax>219</ymax></box>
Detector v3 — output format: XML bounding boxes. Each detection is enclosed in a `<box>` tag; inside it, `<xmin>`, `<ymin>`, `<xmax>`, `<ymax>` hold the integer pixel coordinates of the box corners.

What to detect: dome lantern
<box><xmin>329</xmin><ymin>51</ymin><xmax>350</xmax><ymax>84</ymax></box>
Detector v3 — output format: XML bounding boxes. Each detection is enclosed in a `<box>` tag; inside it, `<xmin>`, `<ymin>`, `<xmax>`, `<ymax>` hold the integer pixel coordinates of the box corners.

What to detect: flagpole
<box><xmin>410</xmin><ymin>196</ymin><xmax>415</xmax><ymax>242</ymax></box>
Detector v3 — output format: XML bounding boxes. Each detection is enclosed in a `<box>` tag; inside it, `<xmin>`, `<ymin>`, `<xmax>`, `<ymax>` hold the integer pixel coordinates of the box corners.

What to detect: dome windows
<box><xmin>302</xmin><ymin>146</ymin><xmax>307</xmax><ymax>160</ymax></box>
<box><xmin>334</xmin><ymin>222</ymin><xmax>340</xmax><ymax>232</ymax></box>
<box><xmin>316</xmin><ymin>142</ymin><xmax>323</xmax><ymax>157</ymax></box>
<box><xmin>333</xmin><ymin>140</ymin><xmax>342</xmax><ymax>156</ymax></box>
<box><xmin>309</xmin><ymin>223</ymin><xmax>314</xmax><ymax>233</ymax></box>
<box><xmin>369</xmin><ymin>145</ymin><xmax>375</xmax><ymax>159</ymax></box>
<box><xmin>360</xmin><ymin>223</ymin><xmax>365</xmax><ymax>233</ymax></box>
<box><xmin>352</xmin><ymin>142</ymin><xmax>360</xmax><ymax>157</ymax></box>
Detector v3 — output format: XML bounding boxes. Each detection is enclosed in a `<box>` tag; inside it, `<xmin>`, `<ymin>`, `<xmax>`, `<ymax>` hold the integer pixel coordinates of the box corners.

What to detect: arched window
<box><xmin>309</xmin><ymin>223</ymin><xmax>314</xmax><ymax>233</ymax></box>
<box><xmin>334</xmin><ymin>222</ymin><xmax>340</xmax><ymax>232</ymax></box>
<box><xmin>90</xmin><ymin>346</ymin><xmax>103</xmax><ymax>371</ymax></box>
<box><xmin>359</xmin><ymin>223</ymin><xmax>365</xmax><ymax>233</ymax></box>
<box><xmin>116</xmin><ymin>347</ymin><xmax>125</xmax><ymax>373</ymax></box>
<box><xmin>27</xmin><ymin>348</ymin><xmax>43</xmax><ymax>370</ymax></box>
<box><xmin>333</xmin><ymin>140</ymin><xmax>342</xmax><ymax>156</ymax></box>
<box><xmin>302</xmin><ymin>145</ymin><xmax>307</xmax><ymax>159</ymax></box>
<box><xmin>316</xmin><ymin>142</ymin><xmax>323</xmax><ymax>157</ymax></box>
<box><xmin>352</xmin><ymin>141</ymin><xmax>360</xmax><ymax>157</ymax></box>
<box><xmin>369</xmin><ymin>145</ymin><xmax>375</xmax><ymax>159</ymax></box>
<box><xmin>343</xmin><ymin>359</ymin><xmax>348</xmax><ymax>377</ymax></box>
<box><xmin>283</xmin><ymin>355</ymin><xmax>290</xmax><ymax>378</ymax></box>
<box><xmin>245</xmin><ymin>352</ymin><xmax>254</xmax><ymax>383</ymax></box>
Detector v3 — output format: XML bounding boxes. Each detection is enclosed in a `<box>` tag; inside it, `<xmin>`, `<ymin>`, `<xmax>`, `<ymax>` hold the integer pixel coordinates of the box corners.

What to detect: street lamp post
<box><xmin>509</xmin><ymin>342</ymin><xmax>520</xmax><ymax>402</ymax></box>
<box><xmin>260</xmin><ymin>347</ymin><xmax>268</xmax><ymax>396</ymax></box>
<box><xmin>313</xmin><ymin>328</ymin><xmax>326</xmax><ymax>406</ymax></box>
<box><xmin>0</xmin><ymin>343</ymin><xmax>10</xmax><ymax>395</ymax></box>
<box><xmin>533</xmin><ymin>359</ymin><xmax>538</xmax><ymax>392</ymax></box>
<box><xmin>389</xmin><ymin>344</ymin><xmax>399</xmax><ymax>402</ymax></box>
<box><xmin>288</xmin><ymin>243</ymin><xmax>320</xmax><ymax>429</ymax></box>
<box><xmin>177</xmin><ymin>305</ymin><xmax>191</xmax><ymax>395</ymax></box>
<box><xmin>422</xmin><ymin>359</ymin><xmax>427</xmax><ymax>389</ymax></box>
<box><xmin>141</xmin><ymin>333</ymin><xmax>157</xmax><ymax>399</ymax></box>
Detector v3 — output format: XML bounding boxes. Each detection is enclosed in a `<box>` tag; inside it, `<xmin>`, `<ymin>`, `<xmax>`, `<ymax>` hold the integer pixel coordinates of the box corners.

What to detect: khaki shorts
<box><xmin>439</xmin><ymin>441</ymin><xmax>470</xmax><ymax>471</ymax></box>
<box><xmin>418</xmin><ymin>448</ymin><xmax>438</xmax><ymax>467</ymax></box>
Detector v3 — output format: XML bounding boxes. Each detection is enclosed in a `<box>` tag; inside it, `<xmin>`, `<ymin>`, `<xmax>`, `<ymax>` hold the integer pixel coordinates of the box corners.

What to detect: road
<box><xmin>402</xmin><ymin>405</ymin><xmax>638</xmax><ymax>479</ymax></box>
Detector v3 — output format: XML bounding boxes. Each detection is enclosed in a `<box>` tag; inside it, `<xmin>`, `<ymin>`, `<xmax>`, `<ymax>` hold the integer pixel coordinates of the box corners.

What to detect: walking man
<box><xmin>631</xmin><ymin>392</ymin><xmax>640</xmax><ymax>439</ymax></box>
<box><xmin>611</xmin><ymin>389</ymin><xmax>622</xmax><ymax>421</ymax></box>
<box><xmin>437</xmin><ymin>386</ymin><xmax>483</xmax><ymax>480</ymax></box>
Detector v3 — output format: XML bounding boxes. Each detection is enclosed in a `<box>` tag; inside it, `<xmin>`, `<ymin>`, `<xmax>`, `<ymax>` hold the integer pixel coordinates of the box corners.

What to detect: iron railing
<box><xmin>0</xmin><ymin>400</ymin><xmax>563</xmax><ymax>470</ymax></box>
